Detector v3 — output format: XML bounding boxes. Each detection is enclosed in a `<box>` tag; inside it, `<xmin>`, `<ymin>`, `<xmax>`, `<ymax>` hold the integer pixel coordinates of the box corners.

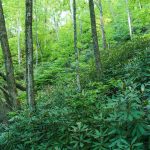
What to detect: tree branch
<box><xmin>0</xmin><ymin>71</ymin><xmax>26</xmax><ymax>91</ymax></box>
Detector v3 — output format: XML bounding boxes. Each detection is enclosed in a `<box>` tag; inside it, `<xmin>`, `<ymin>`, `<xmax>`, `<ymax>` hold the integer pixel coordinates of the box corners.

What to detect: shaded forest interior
<box><xmin>0</xmin><ymin>0</ymin><xmax>150</xmax><ymax>149</ymax></box>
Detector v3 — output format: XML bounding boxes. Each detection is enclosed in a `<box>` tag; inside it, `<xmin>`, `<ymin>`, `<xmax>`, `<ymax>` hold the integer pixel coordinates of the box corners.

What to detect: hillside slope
<box><xmin>0</xmin><ymin>44</ymin><xmax>149</xmax><ymax>150</ymax></box>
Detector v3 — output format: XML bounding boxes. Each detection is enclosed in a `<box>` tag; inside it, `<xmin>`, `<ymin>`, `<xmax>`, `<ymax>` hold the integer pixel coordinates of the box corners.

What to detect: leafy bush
<box><xmin>0</xmin><ymin>80</ymin><xmax>149</xmax><ymax>149</ymax></box>
<box><xmin>0</xmin><ymin>40</ymin><xmax>150</xmax><ymax>150</ymax></box>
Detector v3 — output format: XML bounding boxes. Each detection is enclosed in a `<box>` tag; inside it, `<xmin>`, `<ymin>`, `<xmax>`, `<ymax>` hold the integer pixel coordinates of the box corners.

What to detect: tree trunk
<box><xmin>79</xmin><ymin>15</ymin><xmax>83</xmax><ymax>34</ymax></box>
<box><xmin>138</xmin><ymin>0</ymin><xmax>142</xmax><ymax>10</ymax></box>
<box><xmin>108</xmin><ymin>0</ymin><xmax>115</xmax><ymax>21</ymax></box>
<box><xmin>97</xmin><ymin>0</ymin><xmax>107</xmax><ymax>49</ymax></box>
<box><xmin>34</xmin><ymin>0</ymin><xmax>39</xmax><ymax>66</ymax></box>
<box><xmin>44</xmin><ymin>1</ymin><xmax>48</xmax><ymax>51</ymax></box>
<box><xmin>89</xmin><ymin>0</ymin><xmax>103</xmax><ymax>80</ymax></box>
<box><xmin>17</xmin><ymin>1</ymin><xmax>21</xmax><ymax>66</ymax></box>
<box><xmin>25</xmin><ymin>0</ymin><xmax>36</xmax><ymax>111</ymax></box>
<box><xmin>34</xmin><ymin>0</ymin><xmax>43</xmax><ymax>65</ymax></box>
<box><xmin>0</xmin><ymin>0</ymin><xmax>18</xmax><ymax>110</ymax></box>
<box><xmin>70</xmin><ymin>0</ymin><xmax>73</xmax><ymax>21</ymax></box>
<box><xmin>125</xmin><ymin>0</ymin><xmax>132</xmax><ymax>40</ymax></box>
<box><xmin>53</xmin><ymin>14</ymin><xmax>59</xmax><ymax>41</ymax></box>
<box><xmin>73</xmin><ymin>0</ymin><xmax>81</xmax><ymax>92</ymax></box>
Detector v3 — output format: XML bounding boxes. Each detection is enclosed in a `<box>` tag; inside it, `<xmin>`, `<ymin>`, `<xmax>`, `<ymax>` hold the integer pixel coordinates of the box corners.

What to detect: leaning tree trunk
<box><xmin>0</xmin><ymin>0</ymin><xmax>18</xmax><ymax>110</ymax></box>
<box><xmin>89</xmin><ymin>0</ymin><xmax>103</xmax><ymax>80</ymax></box>
<box><xmin>73</xmin><ymin>0</ymin><xmax>81</xmax><ymax>92</ymax></box>
<box><xmin>125</xmin><ymin>0</ymin><xmax>132</xmax><ymax>40</ymax></box>
<box><xmin>25</xmin><ymin>0</ymin><xmax>36</xmax><ymax>111</ymax></box>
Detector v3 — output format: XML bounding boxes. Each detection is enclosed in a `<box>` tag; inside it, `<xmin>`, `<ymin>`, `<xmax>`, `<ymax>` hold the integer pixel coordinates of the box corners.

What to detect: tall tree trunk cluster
<box><xmin>0</xmin><ymin>0</ymin><xmax>140</xmax><ymax>112</ymax></box>
<box><xmin>0</xmin><ymin>0</ymin><xmax>18</xmax><ymax>110</ymax></box>
<box><xmin>0</xmin><ymin>0</ymin><xmax>35</xmax><ymax>111</ymax></box>
<box><xmin>0</xmin><ymin>0</ymin><xmax>105</xmax><ymax>111</ymax></box>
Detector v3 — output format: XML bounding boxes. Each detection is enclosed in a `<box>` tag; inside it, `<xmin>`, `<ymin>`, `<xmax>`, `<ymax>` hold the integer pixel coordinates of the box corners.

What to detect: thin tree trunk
<box><xmin>34</xmin><ymin>0</ymin><xmax>38</xmax><ymax>66</ymax></box>
<box><xmin>138</xmin><ymin>0</ymin><xmax>142</xmax><ymax>10</ymax></box>
<box><xmin>73</xmin><ymin>0</ymin><xmax>81</xmax><ymax>92</ymax></box>
<box><xmin>0</xmin><ymin>0</ymin><xmax>18</xmax><ymax>110</ymax></box>
<box><xmin>108</xmin><ymin>0</ymin><xmax>115</xmax><ymax>21</ymax></box>
<box><xmin>36</xmin><ymin>0</ymin><xmax>43</xmax><ymax>64</ymax></box>
<box><xmin>17</xmin><ymin>6</ymin><xmax>21</xmax><ymax>66</ymax></box>
<box><xmin>70</xmin><ymin>0</ymin><xmax>73</xmax><ymax>21</ymax></box>
<box><xmin>125</xmin><ymin>0</ymin><xmax>132</xmax><ymax>40</ymax></box>
<box><xmin>89</xmin><ymin>0</ymin><xmax>103</xmax><ymax>80</ymax></box>
<box><xmin>79</xmin><ymin>15</ymin><xmax>83</xmax><ymax>34</ymax></box>
<box><xmin>108</xmin><ymin>0</ymin><xmax>117</xmax><ymax>33</ymax></box>
<box><xmin>25</xmin><ymin>0</ymin><xmax>36</xmax><ymax>111</ymax></box>
<box><xmin>44</xmin><ymin>1</ymin><xmax>48</xmax><ymax>50</ymax></box>
<box><xmin>53</xmin><ymin>14</ymin><xmax>59</xmax><ymax>41</ymax></box>
<box><xmin>97</xmin><ymin>0</ymin><xmax>107</xmax><ymax>49</ymax></box>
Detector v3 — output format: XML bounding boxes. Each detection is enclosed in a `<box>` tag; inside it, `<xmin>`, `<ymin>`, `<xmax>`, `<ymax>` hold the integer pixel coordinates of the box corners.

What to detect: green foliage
<box><xmin>0</xmin><ymin>0</ymin><xmax>150</xmax><ymax>149</ymax></box>
<box><xmin>0</xmin><ymin>84</ymin><xmax>149</xmax><ymax>149</ymax></box>
<box><xmin>0</xmin><ymin>47</ymin><xmax>150</xmax><ymax>149</ymax></box>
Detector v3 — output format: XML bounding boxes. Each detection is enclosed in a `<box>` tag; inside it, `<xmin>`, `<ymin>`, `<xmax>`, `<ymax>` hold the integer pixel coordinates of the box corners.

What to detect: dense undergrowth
<box><xmin>0</xmin><ymin>39</ymin><xmax>150</xmax><ymax>150</ymax></box>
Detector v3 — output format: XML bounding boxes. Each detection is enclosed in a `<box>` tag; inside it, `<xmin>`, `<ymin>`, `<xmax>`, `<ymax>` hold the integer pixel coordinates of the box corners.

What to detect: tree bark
<box><xmin>34</xmin><ymin>0</ymin><xmax>39</xmax><ymax>66</ymax></box>
<box><xmin>125</xmin><ymin>0</ymin><xmax>132</xmax><ymax>40</ymax></box>
<box><xmin>53</xmin><ymin>14</ymin><xmax>59</xmax><ymax>41</ymax></box>
<box><xmin>97</xmin><ymin>0</ymin><xmax>107</xmax><ymax>49</ymax></box>
<box><xmin>0</xmin><ymin>0</ymin><xmax>18</xmax><ymax>109</ymax></box>
<box><xmin>89</xmin><ymin>0</ymin><xmax>103</xmax><ymax>80</ymax></box>
<box><xmin>44</xmin><ymin>1</ymin><xmax>48</xmax><ymax>51</ymax></box>
<box><xmin>25</xmin><ymin>0</ymin><xmax>36</xmax><ymax>111</ymax></box>
<box><xmin>73</xmin><ymin>0</ymin><xmax>81</xmax><ymax>92</ymax></box>
<box><xmin>17</xmin><ymin>1</ymin><xmax>21</xmax><ymax>66</ymax></box>
<box><xmin>138</xmin><ymin>0</ymin><xmax>142</xmax><ymax>10</ymax></box>
<box><xmin>70</xmin><ymin>0</ymin><xmax>73</xmax><ymax>21</ymax></box>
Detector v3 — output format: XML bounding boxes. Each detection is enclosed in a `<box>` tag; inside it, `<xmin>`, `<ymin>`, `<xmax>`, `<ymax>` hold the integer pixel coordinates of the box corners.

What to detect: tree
<box><xmin>25</xmin><ymin>0</ymin><xmax>36</xmax><ymax>111</ymax></box>
<box><xmin>34</xmin><ymin>0</ymin><xmax>39</xmax><ymax>66</ymax></box>
<box><xmin>73</xmin><ymin>0</ymin><xmax>81</xmax><ymax>92</ymax></box>
<box><xmin>125</xmin><ymin>0</ymin><xmax>132</xmax><ymax>40</ymax></box>
<box><xmin>17</xmin><ymin>0</ymin><xmax>21</xmax><ymax>66</ymax></box>
<box><xmin>89</xmin><ymin>0</ymin><xmax>103</xmax><ymax>80</ymax></box>
<box><xmin>138</xmin><ymin>0</ymin><xmax>142</xmax><ymax>9</ymax></box>
<box><xmin>0</xmin><ymin>0</ymin><xmax>18</xmax><ymax>109</ymax></box>
<box><xmin>95</xmin><ymin>0</ymin><xmax>107</xmax><ymax>49</ymax></box>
